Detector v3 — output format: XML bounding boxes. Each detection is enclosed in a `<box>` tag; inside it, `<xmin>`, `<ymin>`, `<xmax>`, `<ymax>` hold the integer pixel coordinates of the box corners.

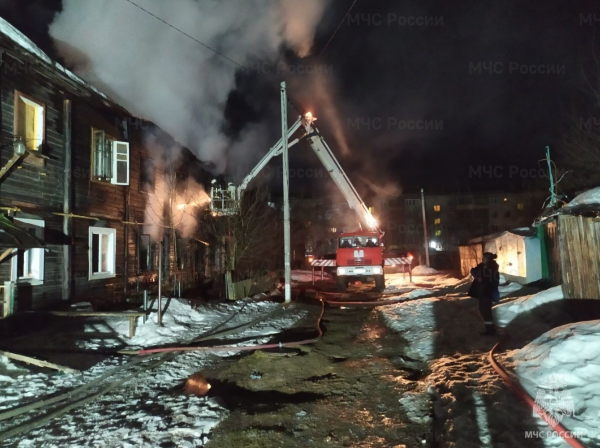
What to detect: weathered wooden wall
<box><xmin>0</xmin><ymin>35</ymin><xmax>208</xmax><ymax>311</ymax></box>
<box><xmin>544</xmin><ymin>220</ymin><xmax>562</xmax><ymax>286</ymax></box>
<box><xmin>559</xmin><ymin>215</ymin><xmax>600</xmax><ymax>300</ymax></box>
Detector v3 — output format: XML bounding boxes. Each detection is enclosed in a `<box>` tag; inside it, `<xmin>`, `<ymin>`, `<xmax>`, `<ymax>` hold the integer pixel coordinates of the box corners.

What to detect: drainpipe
<box><xmin>123</xmin><ymin>120</ymin><xmax>129</xmax><ymax>298</ymax></box>
<box><xmin>62</xmin><ymin>100</ymin><xmax>72</xmax><ymax>301</ymax></box>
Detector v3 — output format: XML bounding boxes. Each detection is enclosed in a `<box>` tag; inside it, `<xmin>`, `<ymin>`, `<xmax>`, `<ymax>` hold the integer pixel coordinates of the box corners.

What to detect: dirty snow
<box><xmin>291</xmin><ymin>269</ymin><xmax>331</xmax><ymax>283</ymax></box>
<box><xmin>512</xmin><ymin>320</ymin><xmax>600</xmax><ymax>447</ymax></box>
<box><xmin>412</xmin><ymin>265</ymin><xmax>440</xmax><ymax>276</ymax></box>
<box><xmin>0</xmin><ymin>298</ymin><xmax>307</xmax><ymax>447</ymax></box>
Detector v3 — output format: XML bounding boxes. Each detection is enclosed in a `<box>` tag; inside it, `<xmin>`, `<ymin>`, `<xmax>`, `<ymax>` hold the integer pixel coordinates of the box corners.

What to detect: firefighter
<box><xmin>468</xmin><ymin>252</ymin><xmax>500</xmax><ymax>336</ymax></box>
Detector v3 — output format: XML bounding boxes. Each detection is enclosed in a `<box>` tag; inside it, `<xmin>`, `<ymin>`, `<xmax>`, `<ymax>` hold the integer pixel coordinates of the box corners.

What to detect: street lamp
<box><xmin>13</xmin><ymin>137</ymin><xmax>26</xmax><ymax>156</ymax></box>
<box><xmin>13</xmin><ymin>137</ymin><xmax>26</xmax><ymax>157</ymax></box>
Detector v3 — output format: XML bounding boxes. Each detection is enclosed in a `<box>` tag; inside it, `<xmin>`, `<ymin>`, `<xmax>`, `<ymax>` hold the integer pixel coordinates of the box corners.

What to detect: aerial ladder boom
<box><xmin>210</xmin><ymin>116</ymin><xmax>303</xmax><ymax>214</ymax></box>
<box><xmin>301</xmin><ymin>114</ymin><xmax>381</xmax><ymax>234</ymax></box>
<box><xmin>237</xmin><ymin>117</ymin><xmax>303</xmax><ymax>198</ymax></box>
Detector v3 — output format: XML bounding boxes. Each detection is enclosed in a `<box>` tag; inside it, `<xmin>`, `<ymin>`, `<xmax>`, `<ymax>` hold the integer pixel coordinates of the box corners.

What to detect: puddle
<box><xmin>205</xmin><ymin>378</ymin><xmax>326</xmax><ymax>414</ymax></box>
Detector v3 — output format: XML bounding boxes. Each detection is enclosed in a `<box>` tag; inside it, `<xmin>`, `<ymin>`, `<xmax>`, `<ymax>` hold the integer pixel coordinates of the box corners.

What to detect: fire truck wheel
<box><xmin>337</xmin><ymin>275</ymin><xmax>347</xmax><ymax>292</ymax></box>
<box><xmin>375</xmin><ymin>274</ymin><xmax>385</xmax><ymax>292</ymax></box>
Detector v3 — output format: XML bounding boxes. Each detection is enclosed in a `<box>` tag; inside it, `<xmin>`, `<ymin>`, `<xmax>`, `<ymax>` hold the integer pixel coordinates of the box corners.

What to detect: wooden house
<box><xmin>0</xmin><ymin>18</ymin><xmax>209</xmax><ymax>312</ymax></box>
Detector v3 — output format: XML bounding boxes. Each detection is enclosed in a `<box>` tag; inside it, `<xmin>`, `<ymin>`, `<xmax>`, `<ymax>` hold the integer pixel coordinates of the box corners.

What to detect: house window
<box><xmin>89</xmin><ymin>227</ymin><xmax>116</xmax><ymax>279</ymax></box>
<box><xmin>405</xmin><ymin>199</ymin><xmax>417</xmax><ymax>206</ymax></box>
<box><xmin>492</xmin><ymin>211</ymin><xmax>498</xmax><ymax>218</ymax></box>
<box><xmin>505</xmin><ymin>211</ymin><xmax>511</xmax><ymax>218</ymax></box>
<box><xmin>139</xmin><ymin>234</ymin><xmax>155</xmax><ymax>271</ymax></box>
<box><xmin>330</xmin><ymin>227</ymin><xmax>337</xmax><ymax>233</ymax></box>
<box><xmin>14</xmin><ymin>91</ymin><xmax>45</xmax><ymax>166</ymax></box>
<box><xmin>491</xmin><ymin>225</ymin><xmax>499</xmax><ymax>231</ymax></box>
<box><xmin>433</xmin><ymin>205</ymin><xmax>441</xmax><ymax>212</ymax></box>
<box><xmin>491</xmin><ymin>198</ymin><xmax>498</xmax><ymax>204</ymax></box>
<box><xmin>91</xmin><ymin>127</ymin><xmax>130</xmax><ymax>185</ymax></box>
<box><xmin>517</xmin><ymin>203</ymin><xmax>524</xmax><ymax>210</ymax></box>
<box><xmin>11</xmin><ymin>218</ymin><xmax>44</xmax><ymax>284</ymax></box>
<box><xmin>434</xmin><ymin>218</ymin><xmax>441</xmax><ymax>225</ymax></box>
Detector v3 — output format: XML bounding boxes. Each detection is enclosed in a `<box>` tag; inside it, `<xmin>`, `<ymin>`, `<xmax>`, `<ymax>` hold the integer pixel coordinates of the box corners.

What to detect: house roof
<box><xmin>0</xmin><ymin>17</ymin><xmax>111</xmax><ymax>101</ymax></box>
<box><xmin>466</xmin><ymin>226</ymin><xmax>537</xmax><ymax>244</ymax></box>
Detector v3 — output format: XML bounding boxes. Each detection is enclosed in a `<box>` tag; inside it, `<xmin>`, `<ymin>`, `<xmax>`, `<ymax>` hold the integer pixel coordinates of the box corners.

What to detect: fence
<box><xmin>459</xmin><ymin>244</ymin><xmax>483</xmax><ymax>277</ymax></box>
<box><xmin>225</xmin><ymin>274</ymin><xmax>275</xmax><ymax>301</ymax></box>
<box><xmin>559</xmin><ymin>215</ymin><xmax>600</xmax><ymax>300</ymax></box>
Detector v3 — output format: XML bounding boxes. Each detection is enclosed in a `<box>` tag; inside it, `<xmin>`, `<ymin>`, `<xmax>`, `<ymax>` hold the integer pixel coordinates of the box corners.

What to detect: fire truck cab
<box><xmin>336</xmin><ymin>231</ymin><xmax>385</xmax><ymax>292</ymax></box>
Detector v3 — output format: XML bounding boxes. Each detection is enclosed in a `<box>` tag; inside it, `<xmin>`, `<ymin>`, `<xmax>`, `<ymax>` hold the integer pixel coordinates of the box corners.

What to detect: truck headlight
<box><xmin>337</xmin><ymin>268</ymin><xmax>346</xmax><ymax>275</ymax></box>
<box><xmin>373</xmin><ymin>266</ymin><xmax>382</xmax><ymax>274</ymax></box>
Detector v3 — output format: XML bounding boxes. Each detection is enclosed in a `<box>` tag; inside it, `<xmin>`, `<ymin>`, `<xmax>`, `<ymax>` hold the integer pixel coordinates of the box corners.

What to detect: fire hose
<box><xmin>320</xmin><ymin>290</ymin><xmax>586</xmax><ymax>448</ymax></box>
<box><xmin>323</xmin><ymin>290</ymin><xmax>587</xmax><ymax>448</ymax></box>
<box><xmin>137</xmin><ymin>299</ymin><xmax>325</xmax><ymax>355</ymax></box>
<box><xmin>0</xmin><ymin>301</ymin><xmax>317</xmax><ymax>443</ymax></box>
<box><xmin>430</xmin><ymin>295</ymin><xmax>586</xmax><ymax>448</ymax></box>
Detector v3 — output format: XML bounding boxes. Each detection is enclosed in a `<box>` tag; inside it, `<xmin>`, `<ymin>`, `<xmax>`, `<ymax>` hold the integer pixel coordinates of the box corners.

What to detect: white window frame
<box><xmin>111</xmin><ymin>141</ymin><xmax>130</xmax><ymax>185</ymax></box>
<box><xmin>89</xmin><ymin>227</ymin><xmax>117</xmax><ymax>280</ymax></box>
<box><xmin>11</xmin><ymin>218</ymin><xmax>45</xmax><ymax>285</ymax></box>
<box><xmin>91</xmin><ymin>127</ymin><xmax>129</xmax><ymax>185</ymax></box>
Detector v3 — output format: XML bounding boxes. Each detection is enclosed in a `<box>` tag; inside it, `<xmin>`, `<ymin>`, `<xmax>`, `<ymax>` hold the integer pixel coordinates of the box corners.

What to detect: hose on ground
<box><xmin>0</xmin><ymin>300</ymin><xmax>283</xmax><ymax>440</ymax></box>
<box><xmin>433</xmin><ymin>294</ymin><xmax>587</xmax><ymax>448</ymax></box>
<box><xmin>137</xmin><ymin>299</ymin><xmax>325</xmax><ymax>355</ymax></box>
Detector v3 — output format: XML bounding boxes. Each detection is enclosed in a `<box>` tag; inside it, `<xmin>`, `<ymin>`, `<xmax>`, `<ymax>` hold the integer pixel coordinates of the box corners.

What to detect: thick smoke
<box><xmin>49</xmin><ymin>0</ymin><xmax>328</xmax><ymax>171</ymax></box>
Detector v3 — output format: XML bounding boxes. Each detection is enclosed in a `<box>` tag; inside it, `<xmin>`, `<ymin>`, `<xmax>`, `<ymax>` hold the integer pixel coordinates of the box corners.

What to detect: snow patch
<box><xmin>494</xmin><ymin>285</ymin><xmax>563</xmax><ymax>328</ymax></box>
<box><xmin>564</xmin><ymin>186</ymin><xmax>600</xmax><ymax>209</ymax></box>
<box><xmin>412</xmin><ymin>265</ymin><xmax>439</xmax><ymax>276</ymax></box>
<box><xmin>512</xmin><ymin>320</ymin><xmax>600</xmax><ymax>447</ymax></box>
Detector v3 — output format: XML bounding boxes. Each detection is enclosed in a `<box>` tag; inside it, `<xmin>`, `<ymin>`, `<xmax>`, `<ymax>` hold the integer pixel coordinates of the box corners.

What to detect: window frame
<box><xmin>88</xmin><ymin>227</ymin><xmax>117</xmax><ymax>280</ymax></box>
<box><xmin>14</xmin><ymin>91</ymin><xmax>46</xmax><ymax>166</ymax></box>
<box><xmin>10</xmin><ymin>218</ymin><xmax>45</xmax><ymax>284</ymax></box>
<box><xmin>90</xmin><ymin>127</ymin><xmax>130</xmax><ymax>185</ymax></box>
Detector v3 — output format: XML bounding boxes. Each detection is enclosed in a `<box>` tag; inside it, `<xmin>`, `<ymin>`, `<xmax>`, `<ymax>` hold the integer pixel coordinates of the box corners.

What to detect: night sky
<box><xmin>1</xmin><ymin>0</ymin><xmax>599</xmax><ymax>197</ymax></box>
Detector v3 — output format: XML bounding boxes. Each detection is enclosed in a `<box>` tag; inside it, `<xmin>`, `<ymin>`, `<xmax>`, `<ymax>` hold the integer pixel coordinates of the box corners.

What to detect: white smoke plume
<box><xmin>49</xmin><ymin>0</ymin><xmax>329</xmax><ymax>171</ymax></box>
<box><xmin>142</xmin><ymin>133</ymin><xmax>210</xmax><ymax>242</ymax></box>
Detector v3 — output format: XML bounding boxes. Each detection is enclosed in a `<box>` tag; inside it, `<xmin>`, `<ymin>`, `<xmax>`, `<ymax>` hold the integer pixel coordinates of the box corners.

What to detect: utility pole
<box><xmin>421</xmin><ymin>188</ymin><xmax>430</xmax><ymax>267</ymax></box>
<box><xmin>157</xmin><ymin>240</ymin><xmax>163</xmax><ymax>326</ymax></box>
<box><xmin>281</xmin><ymin>81</ymin><xmax>291</xmax><ymax>304</ymax></box>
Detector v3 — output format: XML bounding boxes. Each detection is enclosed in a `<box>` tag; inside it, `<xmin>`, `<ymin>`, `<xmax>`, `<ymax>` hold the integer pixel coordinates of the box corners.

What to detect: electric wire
<box><xmin>122</xmin><ymin>0</ymin><xmax>243</xmax><ymax>68</ymax></box>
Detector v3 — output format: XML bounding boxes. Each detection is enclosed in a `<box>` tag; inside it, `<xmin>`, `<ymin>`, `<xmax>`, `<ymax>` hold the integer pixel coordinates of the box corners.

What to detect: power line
<box><xmin>122</xmin><ymin>0</ymin><xmax>243</xmax><ymax>68</ymax></box>
<box><xmin>319</xmin><ymin>0</ymin><xmax>359</xmax><ymax>57</ymax></box>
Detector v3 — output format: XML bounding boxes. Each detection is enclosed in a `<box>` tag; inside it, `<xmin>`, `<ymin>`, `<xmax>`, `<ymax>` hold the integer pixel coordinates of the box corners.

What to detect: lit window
<box><xmin>330</xmin><ymin>227</ymin><xmax>337</xmax><ymax>233</ymax></box>
<box><xmin>11</xmin><ymin>218</ymin><xmax>44</xmax><ymax>284</ymax></box>
<box><xmin>517</xmin><ymin>203</ymin><xmax>524</xmax><ymax>210</ymax></box>
<box><xmin>433</xmin><ymin>205</ymin><xmax>441</xmax><ymax>212</ymax></box>
<box><xmin>89</xmin><ymin>227</ymin><xmax>116</xmax><ymax>280</ymax></box>
<box><xmin>91</xmin><ymin>127</ymin><xmax>130</xmax><ymax>185</ymax></box>
<box><xmin>435</xmin><ymin>230</ymin><xmax>441</xmax><ymax>236</ymax></box>
<box><xmin>14</xmin><ymin>91</ymin><xmax>45</xmax><ymax>166</ymax></box>
<box><xmin>434</xmin><ymin>218</ymin><xmax>441</xmax><ymax>224</ymax></box>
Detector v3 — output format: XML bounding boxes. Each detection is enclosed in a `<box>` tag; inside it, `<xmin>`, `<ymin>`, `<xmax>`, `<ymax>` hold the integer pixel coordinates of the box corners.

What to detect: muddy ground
<box><xmin>202</xmin><ymin>282</ymin><xmax>434</xmax><ymax>448</ymax></box>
